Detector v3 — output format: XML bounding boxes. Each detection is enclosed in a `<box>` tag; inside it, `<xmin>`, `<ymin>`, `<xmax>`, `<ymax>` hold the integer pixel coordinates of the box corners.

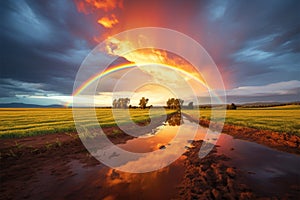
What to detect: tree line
<box><xmin>112</xmin><ymin>97</ymin><xmax>239</xmax><ymax>110</ymax></box>
<box><xmin>112</xmin><ymin>97</ymin><xmax>186</xmax><ymax>110</ymax></box>
<box><xmin>112</xmin><ymin>97</ymin><xmax>153</xmax><ymax>109</ymax></box>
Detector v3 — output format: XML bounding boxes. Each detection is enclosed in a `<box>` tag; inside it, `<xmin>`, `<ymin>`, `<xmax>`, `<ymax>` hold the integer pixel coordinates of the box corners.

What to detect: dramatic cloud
<box><xmin>98</xmin><ymin>14</ymin><xmax>119</xmax><ymax>28</ymax></box>
<box><xmin>0</xmin><ymin>0</ymin><xmax>299</xmax><ymax>105</ymax></box>
<box><xmin>74</xmin><ymin>0</ymin><xmax>123</xmax><ymax>13</ymax></box>
<box><xmin>74</xmin><ymin>0</ymin><xmax>123</xmax><ymax>29</ymax></box>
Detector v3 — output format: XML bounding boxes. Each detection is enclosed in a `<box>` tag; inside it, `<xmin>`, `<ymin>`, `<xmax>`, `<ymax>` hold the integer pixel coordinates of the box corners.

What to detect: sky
<box><xmin>0</xmin><ymin>0</ymin><xmax>299</xmax><ymax>106</ymax></box>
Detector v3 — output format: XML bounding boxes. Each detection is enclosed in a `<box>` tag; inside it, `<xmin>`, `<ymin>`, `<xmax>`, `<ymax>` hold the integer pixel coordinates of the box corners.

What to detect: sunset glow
<box><xmin>68</xmin><ymin>62</ymin><xmax>216</xmax><ymax>107</ymax></box>
<box><xmin>97</xmin><ymin>14</ymin><xmax>119</xmax><ymax>28</ymax></box>
<box><xmin>1</xmin><ymin>0</ymin><xmax>299</xmax><ymax>105</ymax></box>
<box><xmin>74</xmin><ymin>0</ymin><xmax>123</xmax><ymax>13</ymax></box>
<box><xmin>1</xmin><ymin>1</ymin><xmax>300</xmax><ymax>199</ymax></box>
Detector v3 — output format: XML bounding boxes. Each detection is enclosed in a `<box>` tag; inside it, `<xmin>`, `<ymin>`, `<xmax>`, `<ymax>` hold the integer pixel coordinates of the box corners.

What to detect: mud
<box><xmin>1</xmin><ymin>113</ymin><xmax>299</xmax><ymax>199</ymax></box>
<box><xmin>175</xmin><ymin>141</ymin><xmax>255</xmax><ymax>200</ymax></box>
<box><xmin>175</xmin><ymin>140</ymin><xmax>299</xmax><ymax>199</ymax></box>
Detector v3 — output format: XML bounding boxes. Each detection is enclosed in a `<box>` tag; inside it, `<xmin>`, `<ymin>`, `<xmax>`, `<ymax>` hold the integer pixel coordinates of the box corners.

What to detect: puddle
<box><xmin>92</xmin><ymin>113</ymin><xmax>202</xmax><ymax>173</ymax></box>
<box><xmin>102</xmin><ymin>112</ymin><xmax>300</xmax><ymax>197</ymax></box>
<box><xmin>216</xmin><ymin>134</ymin><xmax>300</xmax><ymax>197</ymax></box>
<box><xmin>23</xmin><ymin>113</ymin><xmax>300</xmax><ymax>199</ymax></box>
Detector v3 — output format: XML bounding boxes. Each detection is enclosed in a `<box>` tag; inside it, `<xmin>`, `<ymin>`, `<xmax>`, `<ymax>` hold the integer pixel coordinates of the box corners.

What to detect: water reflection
<box><xmin>43</xmin><ymin>115</ymin><xmax>299</xmax><ymax>199</ymax></box>
<box><xmin>111</xmin><ymin>115</ymin><xmax>300</xmax><ymax>195</ymax></box>
<box><xmin>166</xmin><ymin>112</ymin><xmax>183</xmax><ymax>126</ymax></box>
<box><xmin>103</xmin><ymin>156</ymin><xmax>186</xmax><ymax>200</ymax></box>
<box><xmin>216</xmin><ymin>134</ymin><xmax>300</xmax><ymax>197</ymax></box>
<box><xmin>94</xmin><ymin>114</ymin><xmax>199</xmax><ymax>172</ymax></box>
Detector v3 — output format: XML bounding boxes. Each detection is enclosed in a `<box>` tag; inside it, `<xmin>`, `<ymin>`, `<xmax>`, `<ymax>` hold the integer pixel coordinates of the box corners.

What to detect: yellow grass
<box><xmin>0</xmin><ymin>108</ymin><xmax>173</xmax><ymax>138</ymax></box>
<box><xmin>183</xmin><ymin>105</ymin><xmax>300</xmax><ymax>135</ymax></box>
<box><xmin>1</xmin><ymin>105</ymin><xmax>299</xmax><ymax>138</ymax></box>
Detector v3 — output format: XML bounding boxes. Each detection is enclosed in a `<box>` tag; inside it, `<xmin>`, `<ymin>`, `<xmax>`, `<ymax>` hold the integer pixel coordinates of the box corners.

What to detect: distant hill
<box><xmin>239</xmin><ymin>101</ymin><xmax>300</xmax><ymax>108</ymax></box>
<box><xmin>0</xmin><ymin>103</ymin><xmax>64</xmax><ymax>108</ymax></box>
<box><xmin>195</xmin><ymin>101</ymin><xmax>300</xmax><ymax>109</ymax></box>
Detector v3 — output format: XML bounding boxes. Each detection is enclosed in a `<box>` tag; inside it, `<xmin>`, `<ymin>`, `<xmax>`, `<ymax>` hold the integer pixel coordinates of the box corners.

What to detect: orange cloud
<box><xmin>74</xmin><ymin>0</ymin><xmax>123</xmax><ymax>13</ymax></box>
<box><xmin>98</xmin><ymin>14</ymin><xmax>119</xmax><ymax>28</ymax></box>
<box><xmin>90</xmin><ymin>0</ymin><xmax>123</xmax><ymax>11</ymax></box>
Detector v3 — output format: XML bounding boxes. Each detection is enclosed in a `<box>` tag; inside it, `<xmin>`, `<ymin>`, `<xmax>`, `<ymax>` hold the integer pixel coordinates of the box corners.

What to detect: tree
<box><xmin>121</xmin><ymin>98</ymin><xmax>130</xmax><ymax>109</ymax></box>
<box><xmin>166</xmin><ymin>98</ymin><xmax>172</xmax><ymax>109</ymax></box>
<box><xmin>227</xmin><ymin>103</ymin><xmax>237</xmax><ymax>110</ymax></box>
<box><xmin>167</xmin><ymin>112</ymin><xmax>182</xmax><ymax>126</ymax></box>
<box><xmin>112</xmin><ymin>99</ymin><xmax>117</xmax><ymax>108</ymax></box>
<box><xmin>139</xmin><ymin>97</ymin><xmax>149</xmax><ymax>109</ymax></box>
<box><xmin>117</xmin><ymin>98</ymin><xmax>122</xmax><ymax>108</ymax></box>
<box><xmin>166</xmin><ymin>98</ymin><xmax>184</xmax><ymax>110</ymax></box>
<box><xmin>112</xmin><ymin>98</ymin><xmax>130</xmax><ymax>108</ymax></box>
<box><xmin>187</xmin><ymin>102</ymin><xmax>194</xmax><ymax>109</ymax></box>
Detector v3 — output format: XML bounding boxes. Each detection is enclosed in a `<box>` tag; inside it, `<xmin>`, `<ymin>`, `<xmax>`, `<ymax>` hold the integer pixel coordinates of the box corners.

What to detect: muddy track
<box><xmin>175</xmin><ymin>140</ymin><xmax>299</xmax><ymax>200</ymax></box>
<box><xmin>175</xmin><ymin>141</ymin><xmax>255</xmax><ymax>200</ymax></box>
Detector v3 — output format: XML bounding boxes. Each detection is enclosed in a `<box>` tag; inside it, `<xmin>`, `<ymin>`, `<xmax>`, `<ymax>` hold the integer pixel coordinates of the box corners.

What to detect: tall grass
<box><xmin>183</xmin><ymin>105</ymin><xmax>300</xmax><ymax>136</ymax></box>
<box><xmin>0</xmin><ymin>108</ymin><xmax>173</xmax><ymax>138</ymax></box>
<box><xmin>1</xmin><ymin>105</ymin><xmax>299</xmax><ymax>138</ymax></box>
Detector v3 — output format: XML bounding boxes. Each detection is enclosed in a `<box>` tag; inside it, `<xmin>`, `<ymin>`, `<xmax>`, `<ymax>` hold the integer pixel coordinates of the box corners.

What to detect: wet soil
<box><xmin>1</xmin><ymin>114</ymin><xmax>299</xmax><ymax>200</ymax></box>
<box><xmin>175</xmin><ymin>141</ymin><xmax>255</xmax><ymax>200</ymax></box>
<box><xmin>176</xmin><ymin>140</ymin><xmax>300</xmax><ymax>199</ymax></box>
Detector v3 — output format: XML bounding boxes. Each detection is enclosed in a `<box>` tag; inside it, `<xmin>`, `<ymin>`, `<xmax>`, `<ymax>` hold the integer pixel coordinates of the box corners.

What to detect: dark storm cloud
<box><xmin>0</xmin><ymin>0</ymin><xmax>299</xmax><ymax>104</ymax></box>
<box><xmin>201</xmin><ymin>0</ymin><xmax>300</xmax><ymax>87</ymax></box>
<box><xmin>0</xmin><ymin>0</ymin><xmax>101</xmax><ymax>96</ymax></box>
<box><xmin>0</xmin><ymin>78</ymin><xmax>56</xmax><ymax>98</ymax></box>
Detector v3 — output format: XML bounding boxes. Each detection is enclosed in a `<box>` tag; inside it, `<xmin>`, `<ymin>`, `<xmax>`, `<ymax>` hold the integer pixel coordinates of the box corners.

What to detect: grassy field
<box><xmin>183</xmin><ymin>105</ymin><xmax>300</xmax><ymax>136</ymax></box>
<box><xmin>1</xmin><ymin>105</ymin><xmax>299</xmax><ymax>138</ymax></box>
<box><xmin>0</xmin><ymin>108</ymin><xmax>173</xmax><ymax>138</ymax></box>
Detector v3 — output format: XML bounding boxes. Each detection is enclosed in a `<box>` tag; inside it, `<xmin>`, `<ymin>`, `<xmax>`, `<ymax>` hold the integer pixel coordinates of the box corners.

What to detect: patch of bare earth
<box><xmin>175</xmin><ymin>140</ymin><xmax>255</xmax><ymax>200</ymax></box>
<box><xmin>0</xmin><ymin>126</ymin><xmax>134</xmax><ymax>200</ymax></box>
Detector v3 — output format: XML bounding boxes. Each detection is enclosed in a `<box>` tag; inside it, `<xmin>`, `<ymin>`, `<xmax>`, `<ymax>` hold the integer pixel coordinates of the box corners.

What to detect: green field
<box><xmin>1</xmin><ymin>105</ymin><xmax>299</xmax><ymax>138</ymax></box>
<box><xmin>0</xmin><ymin>108</ymin><xmax>173</xmax><ymax>138</ymax></box>
<box><xmin>183</xmin><ymin>105</ymin><xmax>300</xmax><ymax>136</ymax></box>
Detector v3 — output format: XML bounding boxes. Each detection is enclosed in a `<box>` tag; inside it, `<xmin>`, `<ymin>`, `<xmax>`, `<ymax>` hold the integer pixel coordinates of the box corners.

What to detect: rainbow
<box><xmin>67</xmin><ymin>63</ymin><xmax>216</xmax><ymax>107</ymax></box>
